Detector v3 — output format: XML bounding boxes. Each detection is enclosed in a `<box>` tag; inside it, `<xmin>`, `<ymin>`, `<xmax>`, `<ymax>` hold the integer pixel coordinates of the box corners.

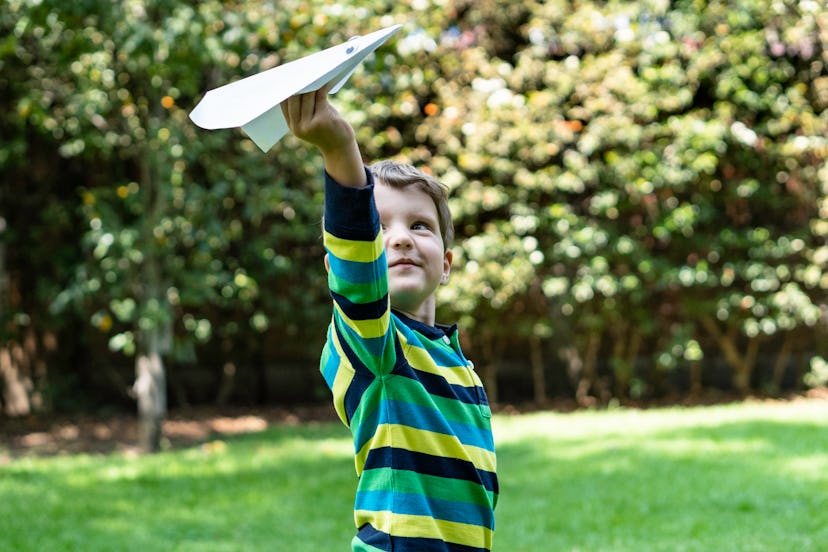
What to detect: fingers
<box><xmin>281</xmin><ymin>86</ymin><xmax>330</xmax><ymax>132</ymax></box>
<box><xmin>318</xmin><ymin>82</ymin><xmax>333</xmax><ymax>99</ymax></box>
<box><xmin>280</xmin><ymin>96</ymin><xmax>291</xmax><ymax>126</ymax></box>
<box><xmin>284</xmin><ymin>93</ymin><xmax>303</xmax><ymax>129</ymax></box>
<box><xmin>279</xmin><ymin>84</ymin><xmax>346</xmax><ymax>148</ymax></box>
<box><xmin>300</xmin><ymin>87</ymin><xmax>317</xmax><ymax>123</ymax></box>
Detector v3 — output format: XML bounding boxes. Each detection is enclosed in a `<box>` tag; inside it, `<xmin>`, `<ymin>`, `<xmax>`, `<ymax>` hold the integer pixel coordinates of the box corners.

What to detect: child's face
<box><xmin>375</xmin><ymin>182</ymin><xmax>452</xmax><ymax>317</ymax></box>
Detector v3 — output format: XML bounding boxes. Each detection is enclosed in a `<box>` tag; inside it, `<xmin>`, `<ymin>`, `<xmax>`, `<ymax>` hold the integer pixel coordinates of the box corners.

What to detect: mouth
<box><xmin>389</xmin><ymin>258</ymin><xmax>419</xmax><ymax>268</ymax></box>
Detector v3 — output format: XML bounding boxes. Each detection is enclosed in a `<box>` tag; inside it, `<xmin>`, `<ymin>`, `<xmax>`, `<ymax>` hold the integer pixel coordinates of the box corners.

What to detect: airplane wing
<box><xmin>189</xmin><ymin>24</ymin><xmax>403</xmax><ymax>152</ymax></box>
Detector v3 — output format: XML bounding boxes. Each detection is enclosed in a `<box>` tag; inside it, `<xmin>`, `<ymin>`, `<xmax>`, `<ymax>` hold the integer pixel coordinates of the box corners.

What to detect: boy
<box><xmin>281</xmin><ymin>87</ymin><xmax>498</xmax><ymax>551</ymax></box>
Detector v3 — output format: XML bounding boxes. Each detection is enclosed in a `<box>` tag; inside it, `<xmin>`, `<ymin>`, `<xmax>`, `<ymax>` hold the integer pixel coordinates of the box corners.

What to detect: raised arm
<box><xmin>282</xmin><ymin>87</ymin><xmax>393</xmax><ymax>385</ymax></box>
<box><xmin>280</xmin><ymin>86</ymin><xmax>367</xmax><ymax>188</ymax></box>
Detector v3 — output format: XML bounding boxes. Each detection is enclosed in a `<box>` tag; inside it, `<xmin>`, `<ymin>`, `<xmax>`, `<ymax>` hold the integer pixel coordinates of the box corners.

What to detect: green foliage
<box><xmin>8</xmin><ymin>1</ymin><xmax>335</xmax><ymax>364</ymax></box>
<box><xmin>805</xmin><ymin>356</ymin><xmax>828</xmax><ymax>389</ymax></box>
<box><xmin>417</xmin><ymin>0</ymin><xmax>828</xmax><ymax>397</ymax></box>
<box><xmin>1</xmin><ymin>0</ymin><xmax>826</xmax><ymax>408</ymax></box>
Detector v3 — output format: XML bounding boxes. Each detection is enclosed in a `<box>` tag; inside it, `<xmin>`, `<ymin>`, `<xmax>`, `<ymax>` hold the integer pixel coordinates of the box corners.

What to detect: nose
<box><xmin>385</xmin><ymin>224</ymin><xmax>413</xmax><ymax>250</ymax></box>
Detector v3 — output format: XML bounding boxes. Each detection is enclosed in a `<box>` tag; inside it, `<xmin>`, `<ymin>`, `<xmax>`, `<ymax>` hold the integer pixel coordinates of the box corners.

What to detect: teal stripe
<box><xmin>356</xmin><ymin>490</ymin><xmax>493</xmax><ymax>527</ymax></box>
<box><xmin>327</xmin><ymin>251</ymin><xmax>387</xmax><ymax>284</ymax></box>
<box><xmin>320</xmin><ymin>341</ymin><xmax>339</xmax><ymax>389</ymax></box>
<box><xmin>334</xmin><ymin>315</ymin><xmax>387</xmax><ymax>363</ymax></box>
<box><xmin>378</xmin><ymin>399</ymin><xmax>494</xmax><ymax>452</ymax></box>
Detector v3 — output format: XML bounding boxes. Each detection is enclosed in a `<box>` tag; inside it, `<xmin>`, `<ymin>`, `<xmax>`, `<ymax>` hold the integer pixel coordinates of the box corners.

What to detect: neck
<box><xmin>395</xmin><ymin>296</ymin><xmax>436</xmax><ymax>327</ymax></box>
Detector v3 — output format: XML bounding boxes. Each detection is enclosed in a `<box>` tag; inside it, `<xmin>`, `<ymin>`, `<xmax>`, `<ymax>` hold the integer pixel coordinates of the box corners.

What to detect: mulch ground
<box><xmin>2</xmin><ymin>389</ymin><xmax>826</xmax><ymax>462</ymax></box>
<box><xmin>0</xmin><ymin>405</ymin><xmax>338</xmax><ymax>461</ymax></box>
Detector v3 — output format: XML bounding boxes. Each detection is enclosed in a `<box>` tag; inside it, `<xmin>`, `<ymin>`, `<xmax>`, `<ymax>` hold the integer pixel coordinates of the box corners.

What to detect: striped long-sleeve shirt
<box><xmin>320</xmin><ymin>171</ymin><xmax>498</xmax><ymax>552</ymax></box>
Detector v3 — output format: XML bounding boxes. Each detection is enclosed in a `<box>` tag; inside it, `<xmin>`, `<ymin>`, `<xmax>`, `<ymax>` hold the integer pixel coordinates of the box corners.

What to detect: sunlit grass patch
<box><xmin>0</xmin><ymin>422</ymin><xmax>355</xmax><ymax>551</ymax></box>
<box><xmin>1</xmin><ymin>400</ymin><xmax>826</xmax><ymax>551</ymax></box>
<box><xmin>493</xmin><ymin>400</ymin><xmax>828</xmax><ymax>552</ymax></box>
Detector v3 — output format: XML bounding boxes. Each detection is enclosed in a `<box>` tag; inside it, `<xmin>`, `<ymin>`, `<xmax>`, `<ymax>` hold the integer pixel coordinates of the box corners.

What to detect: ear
<box><xmin>323</xmin><ymin>253</ymin><xmax>331</xmax><ymax>273</ymax></box>
<box><xmin>440</xmin><ymin>248</ymin><xmax>453</xmax><ymax>285</ymax></box>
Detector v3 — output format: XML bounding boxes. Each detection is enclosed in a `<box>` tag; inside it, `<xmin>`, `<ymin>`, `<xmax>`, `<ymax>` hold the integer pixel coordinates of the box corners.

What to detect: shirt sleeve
<box><xmin>322</xmin><ymin>169</ymin><xmax>395</xmax><ymax>377</ymax></box>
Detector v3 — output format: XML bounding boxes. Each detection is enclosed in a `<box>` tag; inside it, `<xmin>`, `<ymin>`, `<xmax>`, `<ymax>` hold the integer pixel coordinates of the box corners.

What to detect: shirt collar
<box><xmin>392</xmin><ymin>309</ymin><xmax>458</xmax><ymax>340</ymax></box>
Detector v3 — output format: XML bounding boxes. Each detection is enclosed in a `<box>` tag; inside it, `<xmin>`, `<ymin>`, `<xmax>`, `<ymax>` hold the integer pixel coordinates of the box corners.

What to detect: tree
<box><xmin>404</xmin><ymin>0</ymin><xmax>826</xmax><ymax>400</ymax></box>
<box><xmin>2</xmin><ymin>0</ymin><xmax>826</xmax><ymax>419</ymax></box>
<box><xmin>22</xmin><ymin>0</ymin><xmax>330</xmax><ymax>449</ymax></box>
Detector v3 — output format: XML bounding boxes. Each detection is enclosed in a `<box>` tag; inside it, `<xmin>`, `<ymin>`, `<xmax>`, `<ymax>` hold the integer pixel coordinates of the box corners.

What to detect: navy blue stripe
<box><xmin>387</xmin><ymin>339</ymin><xmax>483</xmax><ymax>406</ymax></box>
<box><xmin>331</xmin><ymin>289</ymin><xmax>388</xmax><ymax>321</ymax></box>
<box><xmin>355</xmin><ymin>523</ymin><xmax>392</xmax><ymax>551</ymax></box>
<box><xmin>344</xmin><ymin>369</ymin><xmax>375</xmax><ymax>425</ymax></box>
<box><xmin>364</xmin><ymin>446</ymin><xmax>499</xmax><ymax>494</ymax></box>
<box><xmin>324</xmin><ymin>170</ymin><xmax>378</xmax><ymax>241</ymax></box>
<box><xmin>392</xmin><ymin>536</ymin><xmax>488</xmax><ymax>552</ymax></box>
<box><xmin>410</xmin><ymin>368</ymin><xmax>482</xmax><ymax>406</ymax></box>
<box><xmin>393</xmin><ymin>310</ymin><xmax>455</xmax><ymax>340</ymax></box>
<box><xmin>333</xmin><ymin>318</ymin><xmax>372</xmax><ymax>375</ymax></box>
<box><xmin>356</xmin><ymin>523</ymin><xmax>488</xmax><ymax>552</ymax></box>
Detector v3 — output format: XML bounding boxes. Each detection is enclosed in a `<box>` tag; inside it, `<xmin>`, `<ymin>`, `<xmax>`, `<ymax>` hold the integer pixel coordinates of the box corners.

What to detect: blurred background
<box><xmin>1</xmin><ymin>0</ymin><xmax>826</xmax><ymax>451</ymax></box>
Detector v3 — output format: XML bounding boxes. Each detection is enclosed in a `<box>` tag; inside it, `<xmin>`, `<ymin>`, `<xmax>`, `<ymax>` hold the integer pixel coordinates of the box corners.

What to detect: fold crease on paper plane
<box><xmin>189</xmin><ymin>24</ymin><xmax>403</xmax><ymax>152</ymax></box>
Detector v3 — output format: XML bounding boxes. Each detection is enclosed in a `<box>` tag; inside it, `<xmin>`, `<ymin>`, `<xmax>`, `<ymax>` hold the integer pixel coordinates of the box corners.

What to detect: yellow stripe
<box><xmin>355</xmin><ymin>510</ymin><xmax>493</xmax><ymax>550</ymax></box>
<box><xmin>334</xmin><ymin>302</ymin><xmax>390</xmax><ymax>340</ymax></box>
<box><xmin>324</xmin><ymin>230</ymin><xmax>384</xmax><ymax>263</ymax></box>
<box><xmin>402</xmin><ymin>338</ymin><xmax>477</xmax><ymax>387</ymax></box>
<box><xmin>356</xmin><ymin>423</ymin><xmax>496</xmax><ymax>474</ymax></box>
<box><xmin>329</xmin><ymin>328</ymin><xmax>355</xmax><ymax>427</ymax></box>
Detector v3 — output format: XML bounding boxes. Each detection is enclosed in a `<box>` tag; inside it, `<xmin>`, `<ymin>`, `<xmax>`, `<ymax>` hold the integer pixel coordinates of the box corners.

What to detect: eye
<box><xmin>411</xmin><ymin>221</ymin><xmax>431</xmax><ymax>231</ymax></box>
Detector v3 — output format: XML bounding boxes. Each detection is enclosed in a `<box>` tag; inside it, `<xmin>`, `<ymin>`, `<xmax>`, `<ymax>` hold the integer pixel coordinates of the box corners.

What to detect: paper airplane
<box><xmin>189</xmin><ymin>24</ymin><xmax>403</xmax><ymax>152</ymax></box>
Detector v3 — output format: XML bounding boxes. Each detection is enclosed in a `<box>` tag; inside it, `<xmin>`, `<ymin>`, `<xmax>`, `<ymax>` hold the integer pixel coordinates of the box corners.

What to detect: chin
<box><xmin>389</xmin><ymin>288</ymin><xmax>427</xmax><ymax>306</ymax></box>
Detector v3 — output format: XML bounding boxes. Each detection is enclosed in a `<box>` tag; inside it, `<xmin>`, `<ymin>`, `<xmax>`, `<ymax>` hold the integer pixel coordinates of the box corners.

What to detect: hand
<box><xmin>280</xmin><ymin>85</ymin><xmax>354</xmax><ymax>155</ymax></box>
<box><xmin>280</xmin><ymin>86</ymin><xmax>367</xmax><ymax>188</ymax></box>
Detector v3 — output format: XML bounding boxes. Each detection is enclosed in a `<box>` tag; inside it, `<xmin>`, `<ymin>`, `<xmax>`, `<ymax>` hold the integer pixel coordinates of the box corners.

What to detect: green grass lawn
<box><xmin>2</xmin><ymin>399</ymin><xmax>827</xmax><ymax>551</ymax></box>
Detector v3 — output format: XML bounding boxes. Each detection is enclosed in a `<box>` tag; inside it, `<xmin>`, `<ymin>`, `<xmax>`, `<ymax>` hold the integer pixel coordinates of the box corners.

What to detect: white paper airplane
<box><xmin>189</xmin><ymin>24</ymin><xmax>403</xmax><ymax>152</ymax></box>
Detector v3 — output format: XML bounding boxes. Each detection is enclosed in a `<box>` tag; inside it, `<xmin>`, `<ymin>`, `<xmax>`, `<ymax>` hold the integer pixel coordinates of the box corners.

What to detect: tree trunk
<box><xmin>0</xmin><ymin>343</ymin><xmax>31</xmax><ymax>416</ymax></box>
<box><xmin>611</xmin><ymin>325</ymin><xmax>642</xmax><ymax>399</ymax></box>
<box><xmin>611</xmin><ymin>329</ymin><xmax>628</xmax><ymax>399</ymax></box>
<box><xmin>574</xmin><ymin>330</ymin><xmax>602</xmax><ymax>407</ymax></box>
<box><xmin>134</xmin><ymin>327</ymin><xmax>167</xmax><ymax>453</ymax></box>
<box><xmin>626</xmin><ymin>329</ymin><xmax>642</xmax><ymax>396</ymax></box>
<box><xmin>529</xmin><ymin>335</ymin><xmax>547</xmax><ymax>405</ymax></box>
<box><xmin>561</xmin><ymin>346</ymin><xmax>582</xmax><ymax>400</ymax></box>
<box><xmin>0</xmin><ymin>242</ymin><xmax>31</xmax><ymax>415</ymax></box>
<box><xmin>740</xmin><ymin>336</ymin><xmax>761</xmax><ymax>393</ymax></box>
<box><xmin>689</xmin><ymin>361</ymin><xmax>702</xmax><ymax>397</ymax></box>
<box><xmin>132</xmin><ymin>127</ymin><xmax>171</xmax><ymax>453</ymax></box>
<box><xmin>216</xmin><ymin>361</ymin><xmax>236</xmax><ymax>406</ymax></box>
<box><xmin>771</xmin><ymin>332</ymin><xmax>793</xmax><ymax>393</ymax></box>
<box><xmin>700</xmin><ymin>315</ymin><xmax>759</xmax><ymax>395</ymax></box>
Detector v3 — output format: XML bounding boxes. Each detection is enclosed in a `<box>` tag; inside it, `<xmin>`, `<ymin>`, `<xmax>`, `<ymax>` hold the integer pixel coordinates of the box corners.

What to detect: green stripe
<box><xmin>333</xmin><ymin>316</ymin><xmax>382</xmax><ymax>363</ymax></box>
<box><xmin>361</xmin><ymin>468</ymin><xmax>496</xmax><ymax>508</ymax></box>
<box><xmin>328</xmin><ymin>271</ymin><xmax>387</xmax><ymax>303</ymax></box>
<box><xmin>351</xmin><ymin>536</ymin><xmax>387</xmax><ymax>552</ymax></box>
<box><xmin>350</xmin><ymin>382</ymin><xmax>385</xmax><ymax>434</ymax></box>
<box><xmin>388</xmin><ymin>376</ymin><xmax>492</xmax><ymax>429</ymax></box>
